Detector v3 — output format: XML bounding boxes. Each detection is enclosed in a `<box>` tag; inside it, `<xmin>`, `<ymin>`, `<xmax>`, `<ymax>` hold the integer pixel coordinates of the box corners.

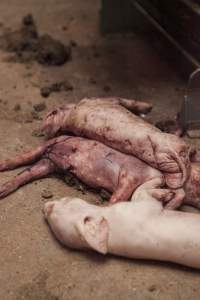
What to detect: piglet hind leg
<box><xmin>100</xmin><ymin>97</ymin><xmax>153</xmax><ymax>114</ymax></box>
<box><xmin>162</xmin><ymin>188</ymin><xmax>185</xmax><ymax>210</ymax></box>
<box><xmin>0</xmin><ymin>136</ymin><xmax>65</xmax><ymax>172</ymax></box>
<box><xmin>132</xmin><ymin>176</ymin><xmax>185</xmax><ymax>210</ymax></box>
<box><xmin>0</xmin><ymin>144</ymin><xmax>48</xmax><ymax>171</ymax></box>
<box><xmin>141</xmin><ymin>178</ymin><xmax>185</xmax><ymax>210</ymax></box>
<box><xmin>0</xmin><ymin>159</ymin><xmax>55</xmax><ymax>199</ymax></box>
<box><xmin>109</xmin><ymin>174</ymin><xmax>171</xmax><ymax>204</ymax></box>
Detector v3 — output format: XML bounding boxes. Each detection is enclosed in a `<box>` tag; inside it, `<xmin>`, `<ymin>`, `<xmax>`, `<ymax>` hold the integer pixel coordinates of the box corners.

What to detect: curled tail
<box><xmin>164</xmin><ymin>150</ymin><xmax>190</xmax><ymax>189</ymax></box>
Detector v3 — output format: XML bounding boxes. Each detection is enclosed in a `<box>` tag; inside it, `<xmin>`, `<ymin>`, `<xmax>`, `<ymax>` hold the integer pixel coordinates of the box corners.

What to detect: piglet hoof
<box><xmin>165</xmin><ymin>189</ymin><xmax>185</xmax><ymax>210</ymax></box>
<box><xmin>0</xmin><ymin>162</ymin><xmax>9</xmax><ymax>172</ymax></box>
<box><xmin>161</xmin><ymin>191</ymin><xmax>175</xmax><ymax>203</ymax></box>
<box><xmin>151</xmin><ymin>189</ymin><xmax>175</xmax><ymax>203</ymax></box>
<box><xmin>0</xmin><ymin>180</ymin><xmax>19</xmax><ymax>199</ymax></box>
<box><xmin>0</xmin><ymin>186</ymin><xmax>9</xmax><ymax>199</ymax></box>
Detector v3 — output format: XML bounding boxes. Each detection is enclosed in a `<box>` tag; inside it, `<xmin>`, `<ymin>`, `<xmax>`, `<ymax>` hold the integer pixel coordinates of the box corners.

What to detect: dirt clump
<box><xmin>41</xmin><ymin>189</ymin><xmax>53</xmax><ymax>199</ymax></box>
<box><xmin>13</xmin><ymin>104</ymin><xmax>21</xmax><ymax>111</ymax></box>
<box><xmin>33</xmin><ymin>102</ymin><xmax>46</xmax><ymax>112</ymax></box>
<box><xmin>32</xmin><ymin>128</ymin><xmax>45</xmax><ymax>137</ymax></box>
<box><xmin>41</xmin><ymin>81</ymin><xmax>73</xmax><ymax>98</ymax></box>
<box><xmin>0</xmin><ymin>14</ymin><xmax>71</xmax><ymax>65</ymax></box>
<box><xmin>37</xmin><ymin>34</ymin><xmax>71</xmax><ymax>66</ymax></box>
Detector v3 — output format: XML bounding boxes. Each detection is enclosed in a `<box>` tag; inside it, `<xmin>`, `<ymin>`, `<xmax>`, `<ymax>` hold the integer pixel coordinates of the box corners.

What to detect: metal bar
<box><xmin>130</xmin><ymin>0</ymin><xmax>200</xmax><ymax>69</ymax></box>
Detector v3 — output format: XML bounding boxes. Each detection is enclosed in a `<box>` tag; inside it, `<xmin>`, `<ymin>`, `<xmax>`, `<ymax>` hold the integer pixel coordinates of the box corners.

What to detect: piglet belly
<box><xmin>70</xmin><ymin>156</ymin><xmax>120</xmax><ymax>193</ymax></box>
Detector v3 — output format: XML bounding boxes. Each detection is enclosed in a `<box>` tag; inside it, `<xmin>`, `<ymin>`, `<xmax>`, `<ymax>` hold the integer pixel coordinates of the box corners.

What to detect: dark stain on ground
<box><xmin>0</xmin><ymin>14</ymin><xmax>71</xmax><ymax>66</ymax></box>
<box><xmin>16</xmin><ymin>272</ymin><xmax>59</xmax><ymax>300</ymax></box>
<box><xmin>63</xmin><ymin>173</ymin><xmax>110</xmax><ymax>201</ymax></box>
<box><xmin>155</xmin><ymin>118</ymin><xmax>182</xmax><ymax>135</ymax></box>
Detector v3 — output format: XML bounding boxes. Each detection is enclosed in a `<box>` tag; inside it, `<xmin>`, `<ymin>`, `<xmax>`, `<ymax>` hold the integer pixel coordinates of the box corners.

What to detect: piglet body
<box><xmin>44</xmin><ymin>179</ymin><xmax>200</xmax><ymax>269</ymax></box>
<box><xmin>0</xmin><ymin>135</ymin><xmax>160</xmax><ymax>202</ymax></box>
<box><xmin>43</xmin><ymin>98</ymin><xmax>191</xmax><ymax>189</ymax></box>
<box><xmin>1</xmin><ymin>134</ymin><xmax>200</xmax><ymax>209</ymax></box>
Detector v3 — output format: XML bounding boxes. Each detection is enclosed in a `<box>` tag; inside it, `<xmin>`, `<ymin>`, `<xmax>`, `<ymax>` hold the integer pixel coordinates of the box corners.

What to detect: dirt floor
<box><xmin>0</xmin><ymin>1</ymin><xmax>200</xmax><ymax>300</ymax></box>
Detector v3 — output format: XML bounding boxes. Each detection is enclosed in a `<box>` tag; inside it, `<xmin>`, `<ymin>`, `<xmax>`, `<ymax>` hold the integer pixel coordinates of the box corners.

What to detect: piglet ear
<box><xmin>77</xmin><ymin>216</ymin><xmax>109</xmax><ymax>254</ymax></box>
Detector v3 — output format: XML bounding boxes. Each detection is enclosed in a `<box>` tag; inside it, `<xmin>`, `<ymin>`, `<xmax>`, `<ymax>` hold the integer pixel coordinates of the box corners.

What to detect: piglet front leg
<box><xmin>0</xmin><ymin>159</ymin><xmax>55</xmax><ymax>199</ymax></box>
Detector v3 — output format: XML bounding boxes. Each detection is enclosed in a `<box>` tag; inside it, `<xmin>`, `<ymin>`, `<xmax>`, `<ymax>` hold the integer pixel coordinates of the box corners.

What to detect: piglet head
<box><xmin>43</xmin><ymin>197</ymin><xmax>109</xmax><ymax>254</ymax></box>
<box><xmin>42</xmin><ymin>104</ymin><xmax>75</xmax><ymax>138</ymax></box>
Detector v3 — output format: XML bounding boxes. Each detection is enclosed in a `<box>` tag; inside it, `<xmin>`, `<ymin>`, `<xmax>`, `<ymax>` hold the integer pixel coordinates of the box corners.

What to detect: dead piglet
<box><xmin>0</xmin><ymin>136</ymin><xmax>69</xmax><ymax>198</ymax></box>
<box><xmin>43</xmin><ymin>98</ymin><xmax>191</xmax><ymax>189</ymax></box>
<box><xmin>0</xmin><ymin>135</ymin><xmax>162</xmax><ymax>202</ymax></box>
<box><xmin>43</xmin><ymin>178</ymin><xmax>200</xmax><ymax>269</ymax></box>
<box><xmin>42</xmin><ymin>97</ymin><xmax>153</xmax><ymax>138</ymax></box>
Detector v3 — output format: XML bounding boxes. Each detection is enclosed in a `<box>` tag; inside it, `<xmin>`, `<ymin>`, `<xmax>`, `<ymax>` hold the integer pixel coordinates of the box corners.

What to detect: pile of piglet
<box><xmin>1</xmin><ymin>97</ymin><xmax>200</xmax><ymax>269</ymax></box>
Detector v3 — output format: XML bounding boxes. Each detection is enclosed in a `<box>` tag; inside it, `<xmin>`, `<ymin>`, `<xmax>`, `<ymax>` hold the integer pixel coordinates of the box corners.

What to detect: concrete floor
<box><xmin>0</xmin><ymin>1</ymin><xmax>200</xmax><ymax>299</ymax></box>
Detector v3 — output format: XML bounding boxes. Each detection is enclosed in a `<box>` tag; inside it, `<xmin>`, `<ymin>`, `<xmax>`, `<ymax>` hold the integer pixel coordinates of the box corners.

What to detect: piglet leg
<box><xmin>139</xmin><ymin>179</ymin><xmax>185</xmax><ymax>209</ymax></box>
<box><xmin>0</xmin><ymin>145</ymin><xmax>48</xmax><ymax>171</ymax></box>
<box><xmin>109</xmin><ymin>172</ymin><xmax>138</xmax><ymax>203</ymax></box>
<box><xmin>0</xmin><ymin>159</ymin><xmax>55</xmax><ymax>199</ymax></box>
<box><xmin>163</xmin><ymin>188</ymin><xmax>185</xmax><ymax>210</ymax></box>
<box><xmin>109</xmin><ymin>182</ymin><xmax>134</xmax><ymax>203</ymax></box>
<box><xmin>0</xmin><ymin>136</ymin><xmax>68</xmax><ymax>171</ymax></box>
<box><xmin>100</xmin><ymin>97</ymin><xmax>153</xmax><ymax>114</ymax></box>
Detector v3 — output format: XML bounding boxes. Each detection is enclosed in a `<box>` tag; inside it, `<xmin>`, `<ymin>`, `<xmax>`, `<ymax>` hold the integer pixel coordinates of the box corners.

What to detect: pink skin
<box><xmin>0</xmin><ymin>135</ymin><xmax>161</xmax><ymax>202</ymax></box>
<box><xmin>43</xmin><ymin>97</ymin><xmax>153</xmax><ymax>138</ymax></box>
<box><xmin>0</xmin><ymin>135</ymin><xmax>199</xmax><ymax>210</ymax></box>
<box><xmin>42</xmin><ymin>98</ymin><xmax>192</xmax><ymax>189</ymax></box>
<box><xmin>43</xmin><ymin>179</ymin><xmax>200</xmax><ymax>269</ymax></box>
<box><xmin>184</xmin><ymin>162</ymin><xmax>200</xmax><ymax>209</ymax></box>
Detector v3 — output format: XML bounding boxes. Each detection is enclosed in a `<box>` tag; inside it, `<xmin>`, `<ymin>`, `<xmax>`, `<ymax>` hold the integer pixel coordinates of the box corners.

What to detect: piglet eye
<box><xmin>47</xmin><ymin>110</ymin><xmax>58</xmax><ymax>118</ymax></box>
<box><xmin>51</xmin><ymin>110</ymin><xmax>58</xmax><ymax>116</ymax></box>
